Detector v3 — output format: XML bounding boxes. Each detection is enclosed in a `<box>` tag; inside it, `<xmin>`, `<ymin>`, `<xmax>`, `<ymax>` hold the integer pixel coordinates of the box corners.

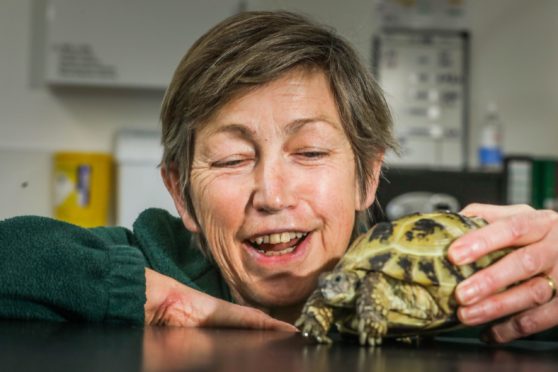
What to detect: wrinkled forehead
<box><xmin>194</xmin><ymin>67</ymin><xmax>346</xmax><ymax>140</ymax></box>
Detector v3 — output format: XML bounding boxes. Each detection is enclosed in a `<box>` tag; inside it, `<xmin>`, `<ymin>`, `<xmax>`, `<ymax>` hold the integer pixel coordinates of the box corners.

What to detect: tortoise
<box><xmin>295</xmin><ymin>211</ymin><xmax>510</xmax><ymax>346</ymax></box>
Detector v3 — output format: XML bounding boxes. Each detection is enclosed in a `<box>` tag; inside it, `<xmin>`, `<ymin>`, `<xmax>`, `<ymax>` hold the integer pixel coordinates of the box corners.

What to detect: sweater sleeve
<box><xmin>0</xmin><ymin>216</ymin><xmax>147</xmax><ymax>324</ymax></box>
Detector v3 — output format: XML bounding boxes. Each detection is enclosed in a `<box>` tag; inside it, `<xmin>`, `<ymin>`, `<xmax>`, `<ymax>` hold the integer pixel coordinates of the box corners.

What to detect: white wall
<box><xmin>0</xmin><ymin>1</ymin><xmax>164</xmax><ymax>153</ymax></box>
<box><xmin>1</xmin><ymin>0</ymin><xmax>557</xmax><ymax>220</ymax></box>
<box><xmin>467</xmin><ymin>0</ymin><xmax>558</xmax><ymax>164</ymax></box>
<box><xmin>0</xmin><ymin>0</ymin><xmax>164</xmax><ymax>219</ymax></box>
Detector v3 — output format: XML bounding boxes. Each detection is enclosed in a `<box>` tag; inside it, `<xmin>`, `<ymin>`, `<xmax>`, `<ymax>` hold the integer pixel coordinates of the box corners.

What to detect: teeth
<box><xmin>257</xmin><ymin>246</ymin><xmax>297</xmax><ymax>256</ymax></box>
<box><xmin>249</xmin><ymin>232</ymin><xmax>307</xmax><ymax>245</ymax></box>
<box><xmin>270</xmin><ymin>234</ymin><xmax>281</xmax><ymax>244</ymax></box>
<box><xmin>280</xmin><ymin>232</ymin><xmax>290</xmax><ymax>243</ymax></box>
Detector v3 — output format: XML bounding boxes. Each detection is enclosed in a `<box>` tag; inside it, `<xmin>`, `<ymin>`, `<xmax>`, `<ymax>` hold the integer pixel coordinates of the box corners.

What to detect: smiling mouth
<box><xmin>247</xmin><ymin>232</ymin><xmax>309</xmax><ymax>257</ymax></box>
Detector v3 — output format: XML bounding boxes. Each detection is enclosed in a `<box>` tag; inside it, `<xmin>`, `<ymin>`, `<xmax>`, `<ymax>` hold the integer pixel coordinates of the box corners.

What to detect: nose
<box><xmin>252</xmin><ymin>157</ymin><xmax>296</xmax><ymax>213</ymax></box>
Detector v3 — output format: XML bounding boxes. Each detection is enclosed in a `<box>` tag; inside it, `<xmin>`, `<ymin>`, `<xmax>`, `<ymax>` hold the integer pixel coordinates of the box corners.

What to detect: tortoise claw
<box><xmin>358</xmin><ymin>317</ymin><xmax>387</xmax><ymax>347</ymax></box>
<box><xmin>295</xmin><ymin>314</ymin><xmax>331</xmax><ymax>344</ymax></box>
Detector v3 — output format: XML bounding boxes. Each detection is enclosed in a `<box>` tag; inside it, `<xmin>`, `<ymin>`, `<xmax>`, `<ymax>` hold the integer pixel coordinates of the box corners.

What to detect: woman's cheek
<box><xmin>309</xmin><ymin>166</ymin><xmax>356</xmax><ymax>211</ymax></box>
<box><xmin>195</xmin><ymin>176</ymin><xmax>245</xmax><ymax>248</ymax></box>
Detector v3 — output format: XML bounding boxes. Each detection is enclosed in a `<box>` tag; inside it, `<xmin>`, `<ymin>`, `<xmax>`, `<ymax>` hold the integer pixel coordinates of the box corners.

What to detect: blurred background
<box><xmin>1</xmin><ymin>0</ymin><xmax>557</xmax><ymax>227</ymax></box>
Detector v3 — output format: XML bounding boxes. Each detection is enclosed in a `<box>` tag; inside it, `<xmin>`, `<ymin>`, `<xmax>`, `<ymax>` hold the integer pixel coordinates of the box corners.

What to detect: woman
<box><xmin>1</xmin><ymin>11</ymin><xmax>556</xmax><ymax>343</ymax></box>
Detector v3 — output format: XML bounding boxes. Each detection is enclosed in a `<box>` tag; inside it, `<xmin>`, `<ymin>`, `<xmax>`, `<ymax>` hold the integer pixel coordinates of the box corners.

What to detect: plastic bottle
<box><xmin>478</xmin><ymin>102</ymin><xmax>503</xmax><ymax>169</ymax></box>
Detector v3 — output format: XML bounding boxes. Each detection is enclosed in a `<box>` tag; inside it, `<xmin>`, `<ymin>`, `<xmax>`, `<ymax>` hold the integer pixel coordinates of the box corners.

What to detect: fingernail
<box><xmin>460</xmin><ymin>305</ymin><xmax>482</xmax><ymax>323</ymax></box>
<box><xmin>452</xmin><ymin>240</ymin><xmax>484</xmax><ymax>265</ymax></box>
<box><xmin>450</xmin><ymin>244</ymin><xmax>468</xmax><ymax>264</ymax></box>
<box><xmin>456</xmin><ymin>282</ymin><xmax>479</xmax><ymax>304</ymax></box>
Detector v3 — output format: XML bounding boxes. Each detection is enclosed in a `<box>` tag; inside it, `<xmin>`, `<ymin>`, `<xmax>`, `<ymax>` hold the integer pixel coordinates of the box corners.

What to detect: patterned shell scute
<box><xmin>340</xmin><ymin>211</ymin><xmax>488</xmax><ymax>289</ymax></box>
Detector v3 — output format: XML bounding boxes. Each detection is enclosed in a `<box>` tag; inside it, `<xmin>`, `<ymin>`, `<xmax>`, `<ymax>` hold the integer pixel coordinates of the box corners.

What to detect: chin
<box><xmin>246</xmin><ymin>280</ymin><xmax>315</xmax><ymax>308</ymax></box>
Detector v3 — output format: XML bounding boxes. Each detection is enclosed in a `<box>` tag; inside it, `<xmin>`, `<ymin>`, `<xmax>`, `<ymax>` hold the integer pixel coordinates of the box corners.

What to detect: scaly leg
<box><xmin>357</xmin><ymin>272</ymin><xmax>443</xmax><ymax>346</ymax></box>
<box><xmin>295</xmin><ymin>289</ymin><xmax>334</xmax><ymax>344</ymax></box>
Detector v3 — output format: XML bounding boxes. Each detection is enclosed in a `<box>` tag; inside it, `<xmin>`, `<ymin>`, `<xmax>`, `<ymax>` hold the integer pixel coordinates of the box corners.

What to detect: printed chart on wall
<box><xmin>373</xmin><ymin>30</ymin><xmax>469</xmax><ymax>168</ymax></box>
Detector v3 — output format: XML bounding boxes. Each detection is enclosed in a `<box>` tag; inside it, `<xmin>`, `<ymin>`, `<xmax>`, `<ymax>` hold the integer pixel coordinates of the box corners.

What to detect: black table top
<box><xmin>1</xmin><ymin>320</ymin><xmax>557</xmax><ymax>372</ymax></box>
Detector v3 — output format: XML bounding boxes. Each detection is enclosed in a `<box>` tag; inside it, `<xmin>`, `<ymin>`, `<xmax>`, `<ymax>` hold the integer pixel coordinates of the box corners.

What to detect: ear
<box><xmin>355</xmin><ymin>151</ymin><xmax>384</xmax><ymax>211</ymax></box>
<box><xmin>161</xmin><ymin>165</ymin><xmax>200</xmax><ymax>233</ymax></box>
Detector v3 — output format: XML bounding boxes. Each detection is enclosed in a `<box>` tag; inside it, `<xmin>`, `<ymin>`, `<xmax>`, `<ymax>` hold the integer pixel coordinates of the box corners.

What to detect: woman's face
<box><xmin>175</xmin><ymin>69</ymin><xmax>380</xmax><ymax>309</ymax></box>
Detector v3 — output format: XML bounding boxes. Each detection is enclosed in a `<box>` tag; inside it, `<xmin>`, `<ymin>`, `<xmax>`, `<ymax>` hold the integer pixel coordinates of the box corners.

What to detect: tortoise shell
<box><xmin>338</xmin><ymin>211</ymin><xmax>504</xmax><ymax>314</ymax></box>
<box><xmin>296</xmin><ymin>211</ymin><xmax>513</xmax><ymax>345</ymax></box>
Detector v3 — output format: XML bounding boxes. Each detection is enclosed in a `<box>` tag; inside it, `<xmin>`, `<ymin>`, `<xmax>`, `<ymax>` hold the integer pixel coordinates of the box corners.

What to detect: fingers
<box><xmin>451</xmin><ymin>207</ymin><xmax>558</xmax><ymax>307</ymax></box>
<box><xmin>484</xmin><ymin>296</ymin><xmax>558</xmax><ymax>343</ymax></box>
<box><xmin>459</xmin><ymin>203</ymin><xmax>534</xmax><ymax>222</ymax></box>
<box><xmin>450</xmin><ymin>204</ymin><xmax>558</xmax><ymax>343</ymax></box>
<box><xmin>209</xmin><ymin>301</ymin><xmax>298</xmax><ymax>332</ymax></box>
<box><xmin>145</xmin><ymin>268</ymin><xmax>297</xmax><ymax>331</ymax></box>
<box><xmin>455</xmin><ymin>242</ymin><xmax>557</xmax><ymax>305</ymax></box>
<box><xmin>458</xmin><ymin>274</ymin><xmax>557</xmax><ymax>325</ymax></box>
<box><xmin>449</xmin><ymin>209</ymin><xmax>557</xmax><ymax>265</ymax></box>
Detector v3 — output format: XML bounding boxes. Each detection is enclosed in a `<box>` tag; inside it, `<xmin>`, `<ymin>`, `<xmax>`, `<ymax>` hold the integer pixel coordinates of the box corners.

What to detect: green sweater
<box><xmin>0</xmin><ymin>208</ymin><xmax>231</xmax><ymax>324</ymax></box>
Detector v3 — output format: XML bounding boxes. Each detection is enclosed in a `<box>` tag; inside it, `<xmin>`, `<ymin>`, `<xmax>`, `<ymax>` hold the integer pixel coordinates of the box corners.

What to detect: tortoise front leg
<box><xmin>295</xmin><ymin>288</ymin><xmax>334</xmax><ymax>344</ymax></box>
<box><xmin>356</xmin><ymin>272</ymin><xmax>390</xmax><ymax>346</ymax></box>
<box><xmin>357</xmin><ymin>272</ymin><xmax>444</xmax><ymax>346</ymax></box>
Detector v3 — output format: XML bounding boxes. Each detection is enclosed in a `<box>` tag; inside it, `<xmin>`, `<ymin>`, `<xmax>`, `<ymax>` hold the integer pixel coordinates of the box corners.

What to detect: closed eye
<box><xmin>296</xmin><ymin>150</ymin><xmax>329</xmax><ymax>160</ymax></box>
<box><xmin>211</xmin><ymin>157</ymin><xmax>253</xmax><ymax>168</ymax></box>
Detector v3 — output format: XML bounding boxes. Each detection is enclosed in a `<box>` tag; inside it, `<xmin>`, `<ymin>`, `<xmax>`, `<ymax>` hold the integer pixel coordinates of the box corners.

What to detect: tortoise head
<box><xmin>319</xmin><ymin>271</ymin><xmax>360</xmax><ymax>307</ymax></box>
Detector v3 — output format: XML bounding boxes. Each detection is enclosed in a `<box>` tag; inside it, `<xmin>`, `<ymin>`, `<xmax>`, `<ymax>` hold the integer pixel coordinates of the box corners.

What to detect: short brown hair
<box><xmin>160</xmin><ymin>10</ymin><xmax>397</xmax><ymax>236</ymax></box>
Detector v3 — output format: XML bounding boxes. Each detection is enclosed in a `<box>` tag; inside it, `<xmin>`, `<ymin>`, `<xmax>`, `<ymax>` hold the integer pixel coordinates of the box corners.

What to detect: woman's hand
<box><xmin>144</xmin><ymin>268</ymin><xmax>297</xmax><ymax>331</ymax></box>
<box><xmin>447</xmin><ymin>203</ymin><xmax>558</xmax><ymax>343</ymax></box>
